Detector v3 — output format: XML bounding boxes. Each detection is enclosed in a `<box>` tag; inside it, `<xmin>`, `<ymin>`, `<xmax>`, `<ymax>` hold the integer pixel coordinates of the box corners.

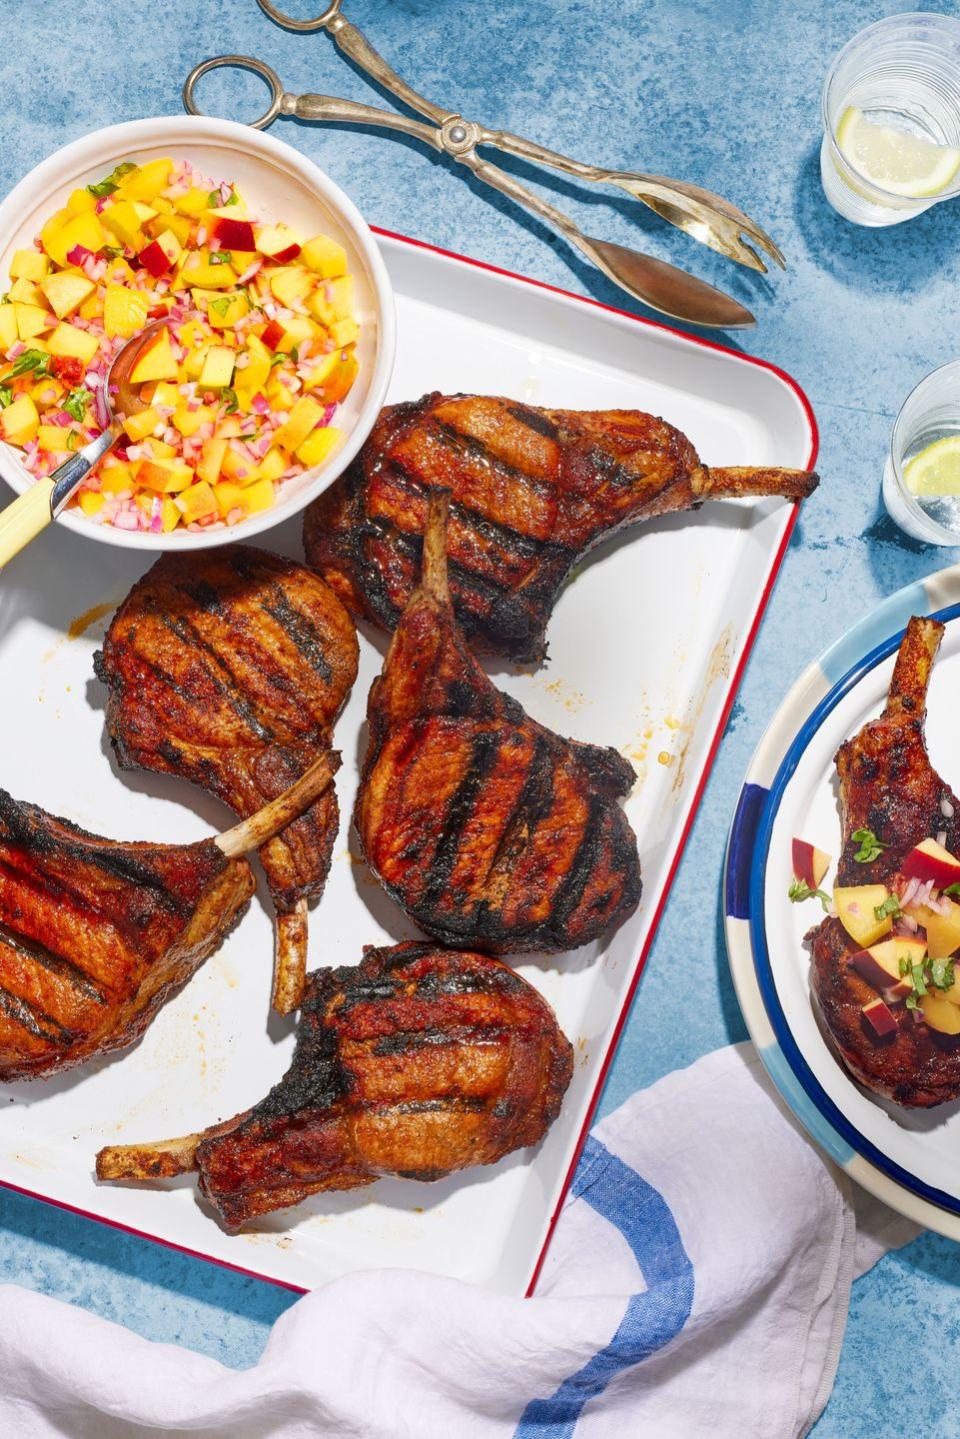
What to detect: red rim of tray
<box><xmin>3</xmin><ymin>226</ymin><xmax>819</xmax><ymax>1300</ymax></box>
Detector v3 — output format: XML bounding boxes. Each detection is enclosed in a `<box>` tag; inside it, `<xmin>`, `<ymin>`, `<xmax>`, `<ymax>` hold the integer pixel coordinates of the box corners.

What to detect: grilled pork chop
<box><xmin>97</xmin><ymin>940</ymin><xmax>574</xmax><ymax>1229</ymax></box>
<box><xmin>810</xmin><ymin>617</ymin><xmax>960</xmax><ymax>1107</ymax></box>
<box><xmin>354</xmin><ymin>493</ymin><xmax>641</xmax><ymax>953</ymax></box>
<box><xmin>304</xmin><ymin>392</ymin><xmax>819</xmax><ymax>662</ymax></box>
<box><xmin>95</xmin><ymin>546</ymin><xmax>358</xmax><ymax>1013</ymax></box>
<box><xmin>0</xmin><ymin>755</ymin><xmax>334</xmax><ymax>1080</ymax></box>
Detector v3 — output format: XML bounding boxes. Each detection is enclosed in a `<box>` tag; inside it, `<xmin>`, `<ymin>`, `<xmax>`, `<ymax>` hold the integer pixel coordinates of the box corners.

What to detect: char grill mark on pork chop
<box><xmin>304</xmin><ymin>392</ymin><xmax>819</xmax><ymax>662</ymax></box>
<box><xmin>96</xmin><ymin>940</ymin><xmax>574</xmax><ymax>1228</ymax></box>
<box><xmin>353</xmin><ymin>492</ymin><xmax>642</xmax><ymax>954</ymax></box>
<box><xmin>0</xmin><ymin>790</ymin><xmax>255</xmax><ymax>1080</ymax></box>
<box><xmin>810</xmin><ymin>616</ymin><xmax>960</xmax><ymax>1107</ymax></box>
<box><xmin>95</xmin><ymin>545</ymin><xmax>359</xmax><ymax>1012</ymax></box>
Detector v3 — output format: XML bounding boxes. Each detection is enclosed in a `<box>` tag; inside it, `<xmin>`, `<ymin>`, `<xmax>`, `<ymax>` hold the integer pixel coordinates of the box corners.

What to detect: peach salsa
<box><xmin>790</xmin><ymin>830</ymin><xmax>960</xmax><ymax>1041</ymax></box>
<box><xmin>0</xmin><ymin>157</ymin><xmax>359</xmax><ymax>533</ymax></box>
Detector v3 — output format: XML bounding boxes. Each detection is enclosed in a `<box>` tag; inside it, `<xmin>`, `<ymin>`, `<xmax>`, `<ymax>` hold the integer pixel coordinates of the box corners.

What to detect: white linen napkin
<box><xmin>0</xmin><ymin>1043</ymin><xmax>916</xmax><ymax>1439</ymax></box>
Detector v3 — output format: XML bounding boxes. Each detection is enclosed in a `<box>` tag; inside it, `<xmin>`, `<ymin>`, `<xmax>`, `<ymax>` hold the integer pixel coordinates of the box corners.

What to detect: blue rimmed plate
<box><xmin>725</xmin><ymin>564</ymin><xmax>960</xmax><ymax>1237</ymax></box>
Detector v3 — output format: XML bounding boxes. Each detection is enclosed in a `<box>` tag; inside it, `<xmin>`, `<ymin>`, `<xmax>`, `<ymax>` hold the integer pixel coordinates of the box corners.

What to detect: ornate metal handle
<box><xmin>326</xmin><ymin>15</ymin><xmax>451</xmax><ymax>127</ymax></box>
<box><xmin>482</xmin><ymin>128</ymin><xmax>610</xmax><ymax>184</ymax></box>
<box><xmin>255</xmin><ymin>0</ymin><xmax>451</xmax><ymax>126</ymax></box>
<box><xmin>289</xmin><ymin>92</ymin><xmax>443</xmax><ymax>148</ymax></box>
<box><xmin>453</xmin><ymin>150</ymin><xmax>582</xmax><ymax>244</ymax></box>
<box><xmin>50</xmin><ymin>429</ymin><xmax>116</xmax><ymax>514</ymax></box>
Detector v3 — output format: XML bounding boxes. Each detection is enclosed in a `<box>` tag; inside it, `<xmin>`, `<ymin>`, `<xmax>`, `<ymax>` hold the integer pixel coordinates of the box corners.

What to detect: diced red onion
<box><xmin>93</xmin><ymin>387</ymin><xmax>110</xmax><ymax>430</ymax></box>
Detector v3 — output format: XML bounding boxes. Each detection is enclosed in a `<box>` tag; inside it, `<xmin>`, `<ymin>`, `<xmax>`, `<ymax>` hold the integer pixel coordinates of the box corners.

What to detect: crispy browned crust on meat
<box><xmin>95</xmin><ymin>547</ymin><xmax>358</xmax><ymax>1012</ymax></box>
<box><xmin>810</xmin><ymin>916</ymin><xmax>960</xmax><ymax>1107</ymax></box>
<box><xmin>192</xmin><ymin>942</ymin><xmax>573</xmax><ymax>1228</ymax></box>
<box><xmin>0</xmin><ymin>790</ymin><xmax>254</xmax><ymax>1080</ymax></box>
<box><xmin>834</xmin><ymin>617</ymin><xmax>960</xmax><ymax>884</ymax></box>
<box><xmin>95</xmin><ymin>546</ymin><xmax>357</xmax><ymax>915</ymax></box>
<box><xmin>354</xmin><ymin>498</ymin><xmax>642</xmax><ymax>953</ymax></box>
<box><xmin>304</xmin><ymin>392</ymin><xmax>818</xmax><ymax>662</ymax></box>
<box><xmin>810</xmin><ymin>617</ymin><xmax>960</xmax><ymax>1107</ymax></box>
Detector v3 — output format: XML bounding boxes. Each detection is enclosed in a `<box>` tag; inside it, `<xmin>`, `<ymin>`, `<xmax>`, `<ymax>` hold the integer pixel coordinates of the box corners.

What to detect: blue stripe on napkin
<box><xmin>514</xmin><ymin>1137</ymin><xmax>694</xmax><ymax>1437</ymax></box>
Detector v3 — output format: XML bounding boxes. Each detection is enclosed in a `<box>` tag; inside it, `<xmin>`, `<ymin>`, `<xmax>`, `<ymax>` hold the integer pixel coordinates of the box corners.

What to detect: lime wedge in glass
<box><xmin>837</xmin><ymin>107</ymin><xmax>960</xmax><ymax>197</ymax></box>
<box><xmin>903</xmin><ymin>436</ymin><xmax>960</xmax><ymax>496</ymax></box>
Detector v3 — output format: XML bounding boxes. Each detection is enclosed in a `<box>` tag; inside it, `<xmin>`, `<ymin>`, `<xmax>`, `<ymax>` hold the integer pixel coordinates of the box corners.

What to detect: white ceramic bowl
<box><xmin>0</xmin><ymin>115</ymin><xmax>396</xmax><ymax>550</ymax></box>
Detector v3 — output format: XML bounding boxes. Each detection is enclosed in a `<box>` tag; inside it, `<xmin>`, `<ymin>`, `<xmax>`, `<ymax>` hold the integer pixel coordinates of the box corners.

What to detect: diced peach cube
<box><xmin>129</xmin><ymin>328</ymin><xmax>178</xmax><ymax>384</ymax></box>
<box><xmin>175</xmin><ymin>479</ymin><xmax>218</xmax><ymax>523</ymax></box>
<box><xmin>198</xmin><ymin>345</ymin><xmax>236</xmax><ymax>390</ymax></box>
<box><xmin>40</xmin><ymin>271</ymin><xmax>95</xmax><ymax>320</ymax></box>
<box><xmin>123</xmin><ymin>408</ymin><xmax>161</xmax><ymax>443</ymax></box>
<box><xmin>300</xmin><ymin>234</ymin><xmax>347</xmax><ymax>278</ymax></box>
<box><xmin>13</xmin><ymin>302</ymin><xmax>50</xmax><ymax>341</ymax></box>
<box><xmin>296</xmin><ymin>426</ymin><xmax>343</xmax><ymax>469</ymax></box>
<box><xmin>0</xmin><ymin>305</ymin><xmax>19</xmax><ymax>349</ymax></box>
<box><xmin>0</xmin><ymin>395</ymin><xmax>39</xmax><ymax>446</ymax></box>
<box><xmin>10</xmin><ymin>250</ymin><xmax>50</xmax><ymax>282</ymax></box>
<box><xmin>103</xmin><ymin>284</ymin><xmax>150</xmax><ymax>339</ymax></box>
<box><xmin>78</xmin><ymin>490</ymin><xmax>105</xmax><ymax>517</ymax></box>
<box><xmin>48</xmin><ymin>322</ymin><xmax>99</xmax><ymax>366</ymax></box>
<box><xmin>243</xmin><ymin>477</ymin><xmax>275</xmax><ymax>514</ymax></box>
<box><xmin>115</xmin><ymin>159</ymin><xmax>174</xmax><ymax>202</ymax></box>
<box><xmin>274</xmin><ymin>395</ymin><xmax>325</xmax><ymax>453</ymax></box>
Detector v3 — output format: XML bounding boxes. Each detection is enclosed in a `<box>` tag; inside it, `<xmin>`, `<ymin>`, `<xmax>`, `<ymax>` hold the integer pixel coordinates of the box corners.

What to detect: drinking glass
<box><xmin>821</xmin><ymin>12</ymin><xmax>960</xmax><ymax>226</ymax></box>
<box><xmin>883</xmin><ymin>361</ymin><xmax>960</xmax><ymax>545</ymax></box>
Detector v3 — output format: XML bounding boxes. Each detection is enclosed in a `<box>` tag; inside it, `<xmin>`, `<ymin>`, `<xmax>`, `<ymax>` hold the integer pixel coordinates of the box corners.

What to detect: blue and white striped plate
<box><xmin>725</xmin><ymin>565</ymin><xmax>960</xmax><ymax>1237</ymax></box>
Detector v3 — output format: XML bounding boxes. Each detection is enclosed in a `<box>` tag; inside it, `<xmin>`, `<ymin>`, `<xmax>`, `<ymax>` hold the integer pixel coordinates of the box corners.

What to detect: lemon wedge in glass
<box><xmin>904</xmin><ymin>436</ymin><xmax>960</xmax><ymax>496</ymax></box>
<box><xmin>837</xmin><ymin>106</ymin><xmax>960</xmax><ymax>197</ymax></box>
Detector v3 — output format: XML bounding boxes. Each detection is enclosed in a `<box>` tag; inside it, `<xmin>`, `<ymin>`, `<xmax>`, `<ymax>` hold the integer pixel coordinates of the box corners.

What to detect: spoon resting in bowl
<box><xmin>0</xmin><ymin>320</ymin><xmax>163</xmax><ymax>570</ymax></box>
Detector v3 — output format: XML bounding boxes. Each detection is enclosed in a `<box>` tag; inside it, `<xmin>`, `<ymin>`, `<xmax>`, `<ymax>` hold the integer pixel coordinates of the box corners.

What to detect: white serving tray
<box><xmin>0</xmin><ymin>230</ymin><xmax>816</xmax><ymax>1296</ymax></box>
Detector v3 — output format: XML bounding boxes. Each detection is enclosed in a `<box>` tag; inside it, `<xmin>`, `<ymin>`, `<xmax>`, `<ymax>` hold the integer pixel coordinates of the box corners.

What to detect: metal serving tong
<box><xmin>182</xmin><ymin>0</ymin><xmax>784</xmax><ymax>329</ymax></box>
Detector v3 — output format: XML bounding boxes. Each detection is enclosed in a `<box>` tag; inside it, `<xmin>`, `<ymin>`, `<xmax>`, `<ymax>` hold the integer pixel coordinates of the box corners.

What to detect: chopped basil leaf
<box><xmin>210</xmin><ymin>296</ymin><xmax>232</xmax><ymax>318</ymax></box>
<box><xmin>10</xmin><ymin>349</ymin><xmax>50</xmax><ymax>379</ymax></box>
<box><xmin>86</xmin><ymin>161</ymin><xmax>136</xmax><ymax>199</ymax></box>
<box><xmin>906</xmin><ymin>994</ymin><xmax>920</xmax><ymax>1011</ymax></box>
<box><xmin>0</xmin><ymin>385</ymin><xmax>12</xmax><ymax>409</ymax></box>
<box><xmin>943</xmin><ymin>883</ymin><xmax>960</xmax><ymax>898</ymax></box>
<box><xmin>63</xmin><ymin>387</ymin><xmax>91</xmax><ymax>423</ymax></box>
<box><xmin>911</xmin><ymin>962</ymin><xmax>928</xmax><ymax>997</ymax></box>
<box><xmin>899</xmin><ymin>956</ymin><xmax>911</xmax><ymax>977</ymax></box>
<box><xmin>852</xmin><ymin>828</ymin><xmax>889</xmax><ymax>863</ymax></box>
<box><xmin>210</xmin><ymin>251</ymin><xmax>232</xmax><ymax>266</ymax></box>
<box><xmin>931</xmin><ymin>958</ymin><xmax>956</xmax><ymax>991</ymax></box>
<box><xmin>221</xmin><ymin>388</ymin><xmax>239</xmax><ymax>414</ymax></box>
<box><xmin>99</xmin><ymin>245</ymin><xmax>124</xmax><ymax>259</ymax></box>
<box><xmin>289</xmin><ymin>345</ymin><xmax>299</xmax><ymax>362</ymax></box>
<box><xmin>269</xmin><ymin>352</ymin><xmax>285</xmax><ymax>367</ymax></box>
<box><xmin>873</xmin><ymin>893</ymin><xmax>902</xmax><ymax>922</ymax></box>
<box><xmin>787</xmin><ymin>878</ymin><xmax>831</xmax><ymax>911</ymax></box>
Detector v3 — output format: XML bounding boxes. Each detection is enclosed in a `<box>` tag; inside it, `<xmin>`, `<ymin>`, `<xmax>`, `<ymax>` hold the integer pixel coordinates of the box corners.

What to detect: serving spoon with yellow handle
<box><xmin>0</xmin><ymin>321</ymin><xmax>162</xmax><ymax>571</ymax></box>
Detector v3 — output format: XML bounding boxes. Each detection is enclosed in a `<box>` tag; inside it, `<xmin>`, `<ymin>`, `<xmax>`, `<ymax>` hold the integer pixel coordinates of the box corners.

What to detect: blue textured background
<box><xmin>1</xmin><ymin>0</ymin><xmax>957</xmax><ymax>1429</ymax></box>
